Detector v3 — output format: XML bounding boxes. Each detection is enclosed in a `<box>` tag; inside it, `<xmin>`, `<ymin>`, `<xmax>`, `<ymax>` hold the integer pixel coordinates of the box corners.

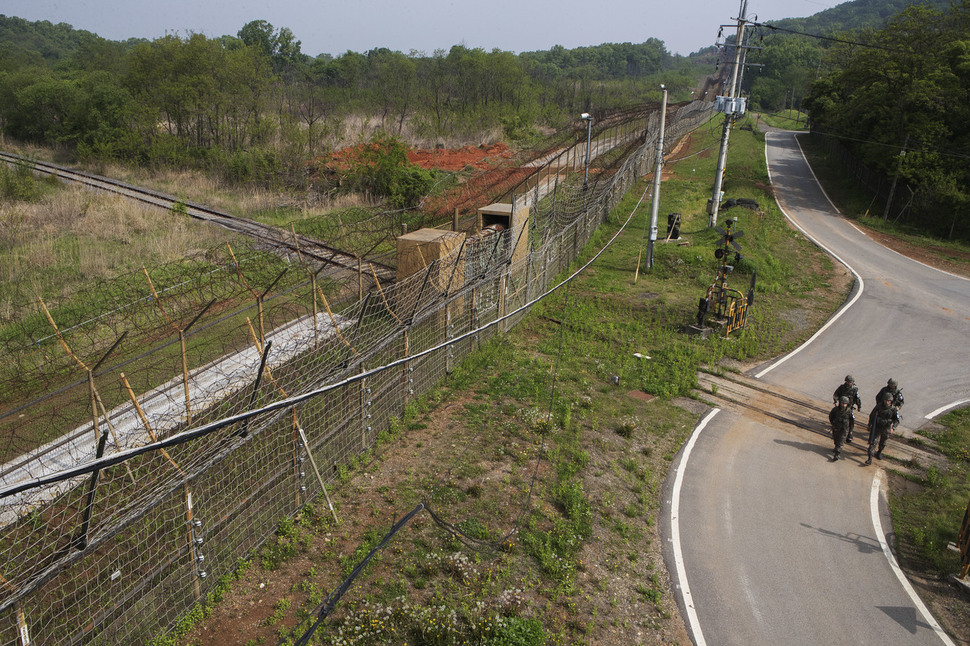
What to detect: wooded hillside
<box><xmin>0</xmin><ymin>15</ymin><xmax>702</xmax><ymax>192</ymax></box>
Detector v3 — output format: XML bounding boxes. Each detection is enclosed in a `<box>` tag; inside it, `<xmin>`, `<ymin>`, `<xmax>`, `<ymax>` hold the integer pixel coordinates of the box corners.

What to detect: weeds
<box><xmin>615</xmin><ymin>415</ymin><xmax>639</xmax><ymax>438</ymax></box>
<box><xmin>891</xmin><ymin>407</ymin><xmax>970</xmax><ymax>574</ymax></box>
<box><xmin>175</xmin><ymin>122</ymin><xmax>856</xmax><ymax>646</ymax></box>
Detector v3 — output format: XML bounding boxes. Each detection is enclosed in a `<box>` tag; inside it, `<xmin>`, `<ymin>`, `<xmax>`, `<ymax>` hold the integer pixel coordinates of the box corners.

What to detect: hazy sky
<box><xmin>3</xmin><ymin>0</ymin><xmax>846</xmax><ymax>57</ymax></box>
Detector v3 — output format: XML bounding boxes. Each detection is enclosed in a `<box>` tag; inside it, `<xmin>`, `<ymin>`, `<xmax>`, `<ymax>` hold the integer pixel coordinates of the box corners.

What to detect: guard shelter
<box><xmin>476</xmin><ymin>203</ymin><xmax>530</xmax><ymax>266</ymax></box>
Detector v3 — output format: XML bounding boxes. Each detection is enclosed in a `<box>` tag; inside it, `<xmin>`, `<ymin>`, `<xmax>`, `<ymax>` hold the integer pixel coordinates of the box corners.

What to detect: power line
<box><xmin>810</xmin><ymin>129</ymin><xmax>970</xmax><ymax>161</ymax></box>
<box><xmin>752</xmin><ymin>20</ymin><xmax>894</xmax><ymax>51</ymax></box>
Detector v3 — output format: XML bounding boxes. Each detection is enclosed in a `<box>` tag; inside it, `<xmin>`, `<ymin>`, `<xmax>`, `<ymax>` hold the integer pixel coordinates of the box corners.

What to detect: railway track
<box><xmin>0</xmin><ymin>151</ymin><xmax>396</xmax><ymax>281</ymax></box>
<box><xmin>692</xmin><ymin>370</ymin><xmax>948</xmax><ymax>471</ymax></box>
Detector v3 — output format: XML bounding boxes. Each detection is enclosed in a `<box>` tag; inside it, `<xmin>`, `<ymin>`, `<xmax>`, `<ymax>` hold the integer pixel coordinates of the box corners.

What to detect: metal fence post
<box><xmin>360</xmin><ymin>366</ymin><xmax>370</xmax><ymax>451</ymax></box>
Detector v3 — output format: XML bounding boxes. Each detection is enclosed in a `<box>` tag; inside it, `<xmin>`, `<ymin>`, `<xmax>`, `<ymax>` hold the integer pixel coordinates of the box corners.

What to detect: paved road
<box><xmin>664</xmin><ymin>130</ymin><xmax>970</xmax><ymax>645</ymax></box>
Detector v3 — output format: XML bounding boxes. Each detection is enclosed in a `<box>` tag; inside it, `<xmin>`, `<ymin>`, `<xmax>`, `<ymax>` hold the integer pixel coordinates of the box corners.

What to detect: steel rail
<box><xmin>0</xmin><ymin>151</ymin><xmax>395</xmax><ymax>281</ymax></box>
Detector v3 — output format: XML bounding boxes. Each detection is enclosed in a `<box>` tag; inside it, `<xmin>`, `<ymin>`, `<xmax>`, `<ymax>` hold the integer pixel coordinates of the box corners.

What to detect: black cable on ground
<box><xmin>284</xmin><ymin>502</ymin><xmax>426</xmax><ymax>646</ymax></box>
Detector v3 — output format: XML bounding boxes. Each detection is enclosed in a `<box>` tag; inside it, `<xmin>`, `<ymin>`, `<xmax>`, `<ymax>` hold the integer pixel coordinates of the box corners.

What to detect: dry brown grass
<box><xmin>0</xmin><ymin>185</ymin><xmax>237</xmax><ymax>313</ymax></box>
<box><xmin>332</xmin><ymin>114</ymin><xmax>504</xmax><ymax>151</ymax></box>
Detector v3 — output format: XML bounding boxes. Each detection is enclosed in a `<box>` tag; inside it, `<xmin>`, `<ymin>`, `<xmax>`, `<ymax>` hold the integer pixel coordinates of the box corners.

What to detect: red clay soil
<box><xmin>313</xmin><ymin>143</ymin><xmax>520</xmax><ymax>220</ymax></box>
<box><xmin>421</xmin><ymin>166</ymin><xmax>535</xmax><ymax>219</ymax></box>
<box><xmin>407</xmin><ymin>143</ymin><xmax>512</xmax><ymax>171</ymax></box>
<box><xmin>322</xmin><ymin>142</ymin><xmax>512</xmax><ymax>173</ymax></box>
<box><xmin>405</xmin><ymin>143</ymin><xmax>531</xmax><ymax>220</ymax></box>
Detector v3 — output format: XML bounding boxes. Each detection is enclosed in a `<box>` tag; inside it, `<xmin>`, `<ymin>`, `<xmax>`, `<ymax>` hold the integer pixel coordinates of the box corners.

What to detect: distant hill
<box><xmin>0</xmin><ymin>14</ymin><xmax>97</xmax><ymax>63</ymax></box>
<box><xmin>0</xmin><ymin>14</ymin><xmax>147</xmax><ymax>66</ymax></box>
<box><xmin>764</xmin><ymin>0</ymin><xmax>951</xmax><ymax>35</ymax></box>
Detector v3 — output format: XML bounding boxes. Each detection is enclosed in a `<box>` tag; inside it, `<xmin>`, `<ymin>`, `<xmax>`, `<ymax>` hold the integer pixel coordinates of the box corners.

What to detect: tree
<box><xmin>237</xmin><ymin>20</ymin><xmax>275</xmax><ymax>58</ymax></box>
<box><xmin>747</xmin><ymin>35</ymin><xmax>821</xmax><ymax>111</ymax></box>
<box><xmin>804</xmin><ymin>2</ymin><xmax>970</xmax><ymax>238</ymax></box>
<box><xmin>343</xmin><ymin>132</ymin><xmax>434</xmax><ymax>208</ymax></box>
<box><xmin>237</xmin><ymin>20</ymin><xmax>304</xmax><ymax>73</ymax></box>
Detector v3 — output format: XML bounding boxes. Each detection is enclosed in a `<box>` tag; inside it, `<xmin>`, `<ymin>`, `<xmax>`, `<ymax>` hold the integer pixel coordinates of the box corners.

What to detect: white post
<box><xmin>647</xmin><ymin>85</ymin><xmax>668</xmax><ymax>269</ymax></box>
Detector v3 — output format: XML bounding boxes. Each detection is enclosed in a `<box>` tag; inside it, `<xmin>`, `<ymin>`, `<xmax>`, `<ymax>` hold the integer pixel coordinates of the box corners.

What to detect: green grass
<box><xmin>893</xmin><ymin>408</ymin><xmax>970</xmax><ymax>574</ymax></box>
<box><xmin>756</xmin><ymin>110</ymin><xmax>809</xmax><ymax>131</ymax></box>
<box><xmin>176</xmin><ymin>122</ymin><xmax>856</xmax><ymax>646</ymax></box>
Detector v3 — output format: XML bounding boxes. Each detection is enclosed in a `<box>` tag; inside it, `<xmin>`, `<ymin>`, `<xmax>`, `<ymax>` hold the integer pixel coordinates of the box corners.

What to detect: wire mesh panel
<box><xmin>0</xmin><ymin>100</ymin><xmax>714</xmax><ymax>645</ymax></box>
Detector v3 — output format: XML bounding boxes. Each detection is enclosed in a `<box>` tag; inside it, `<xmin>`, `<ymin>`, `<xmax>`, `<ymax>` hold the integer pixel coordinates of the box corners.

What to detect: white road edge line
<box><xmin>799</xmin><ymin>121</ymin><xmax>970</xmax><ymax>284</ymax></box>
<box><xmin>870</xmin><ymin>469</ymin><xmax>957</xmax><ymax>646</ymax></box>
<box><xmin>925</xmin><ymin>399</ymin><xmax>970</xmax><ymax>420</ymax></box>
<box><xmin>755</xmin><ymin>132</ymin><xmax>865</xmax><ymax>379</ymax></box>
<box><xmin>671</xmin><ymin>407</ymin><xmax>720</xmax><ymax>646</ymax></box>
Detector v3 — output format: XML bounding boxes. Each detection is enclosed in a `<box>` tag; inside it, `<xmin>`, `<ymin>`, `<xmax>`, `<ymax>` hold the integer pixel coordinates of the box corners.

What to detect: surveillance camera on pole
<box><xmin>581</xmin><ymin>113</ymin><xmax>594</xmax><ymax>190</ymax></box>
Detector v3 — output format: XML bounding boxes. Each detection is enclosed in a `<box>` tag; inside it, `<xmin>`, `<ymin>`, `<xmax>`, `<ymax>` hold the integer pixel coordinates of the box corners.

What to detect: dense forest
<box><xmin>0</xmin><ymin>14</ymin><xmax>704</xmax><ymax>194</ymax></box>
<box><xmin>741</xmin><ymin>0</ymin><xmax>951</xmax><ymax>112</ymax></box>
<box><xmin>803</xmin><ymin>1</ymin><xmax>970</xmax><ymax>238</ymax></box>
<box><xmin>709</xmin><ymin>0</ymin><xmax>969</xmax><ymax>240</ymax></box>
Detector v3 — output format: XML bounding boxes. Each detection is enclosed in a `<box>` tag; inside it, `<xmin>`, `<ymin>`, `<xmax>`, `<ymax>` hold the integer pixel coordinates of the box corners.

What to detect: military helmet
<box><xmin>845</xmin><ymin>375</ymin><xmax>854</xmax><ymax>383</ymax></box>
<box><xmin>839</xmin><ymin>396</ymin><xmax>850</xmax><ymax>404</ymax></box>
<box><xmin>881</xmin><ymin>391</ymin><xmax>894</xmax><ymax>402</ymax></box>
<box><xmin>888</xmin><ymin>378</ymin><xmax>897</xmax><ymax>388</ymax></box>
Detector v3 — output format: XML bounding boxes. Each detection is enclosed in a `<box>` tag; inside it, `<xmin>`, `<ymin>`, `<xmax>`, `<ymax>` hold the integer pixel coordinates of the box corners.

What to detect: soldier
<box><xmin>875</xmin><ymin>378</ymin><xmax>904</xmax><ymax>410</ymax></box>
<box><xmin>833</xmin><ymin>375</ymin><xmax>862</xmax><ymax>443</ymax></box>
<box><xmin>829</xmin><ymin>396</ymin><xmax>853</xmax><ymax>461</ymax></box>
<box><xmin>865</xmin><ymin>391</ymin><xmax>900</xmax><ymax>465</ymax></box>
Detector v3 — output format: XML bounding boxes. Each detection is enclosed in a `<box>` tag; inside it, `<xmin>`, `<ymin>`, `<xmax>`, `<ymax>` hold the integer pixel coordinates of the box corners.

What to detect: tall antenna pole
<box><xmin>709</xmin><ymin>0</ymin><xmax>748</xmax><ymax>228</ymax></box>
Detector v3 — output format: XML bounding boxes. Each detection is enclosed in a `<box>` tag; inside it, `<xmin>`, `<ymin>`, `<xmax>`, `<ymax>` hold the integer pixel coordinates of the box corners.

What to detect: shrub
<box><xmin>342</xmin><ymin>131</ymin><xmax>435</xmax><ymax>207</ymax></box>
<box><xmin>0</xmin><ymin>161</ymin><xmax>43</xmax><ymax>201</ymax></box>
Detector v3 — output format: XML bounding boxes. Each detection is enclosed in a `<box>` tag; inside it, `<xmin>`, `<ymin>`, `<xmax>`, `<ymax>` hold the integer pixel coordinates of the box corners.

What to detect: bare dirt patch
<box><xmin>407</xmin><ymin>143</ymin><xmax>513</xmax><ymax>172</ymax></box>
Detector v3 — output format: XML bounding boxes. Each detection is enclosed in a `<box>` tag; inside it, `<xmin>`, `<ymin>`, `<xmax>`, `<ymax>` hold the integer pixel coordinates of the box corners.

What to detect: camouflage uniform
<box><xmin>829</xmin><ymin>397</ymin><xmax>853</xmax><ymax>460</ymax></box>
<box><xmin>875</xmin><ymin>378</ymin><xmax>904</xmax><ymax>409</ymax></box>
<box><xmin>833</xmin><ymin>375</ymin><xmax>862</xmax><ymax>442</ymax></box>
<box><xmin>865</xmin><ymin>393</ymin><xmax>900</xmax><ymax>465</ymax></box>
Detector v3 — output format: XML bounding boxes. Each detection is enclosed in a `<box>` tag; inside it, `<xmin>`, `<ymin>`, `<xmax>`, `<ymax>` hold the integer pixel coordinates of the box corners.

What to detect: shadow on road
<box><xmin>772</xmin><ymin>437</ymin><xmax>832</xmax><ymax>459</ymax></box>
<box><xmin>877</xmin><ymin>605</ymin><xmax>936</xmax><ymax>635</ymax></box>
<box><xmin>800</xmin><ymin>522</ymin><xmax>881</xmax><ymax>554</ymax></box>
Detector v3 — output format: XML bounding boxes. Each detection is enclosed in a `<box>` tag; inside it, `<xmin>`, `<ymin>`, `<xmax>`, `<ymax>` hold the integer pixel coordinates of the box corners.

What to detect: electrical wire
<box><xmin>752</xmin><ymin>20</ymin><xmax>894</xmax><ymax>51</ymax></box>
<box><xmin>810</xmin><ymin>129</ymin><xmax>970</xmax><ymax>161</ymax></box>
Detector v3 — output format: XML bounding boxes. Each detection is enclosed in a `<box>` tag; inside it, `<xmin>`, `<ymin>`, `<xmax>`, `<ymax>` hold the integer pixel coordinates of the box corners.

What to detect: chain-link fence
<box><xmin>0</xmin><ymin>100</ymin><xmax>712</xmax><ymax>645</ymax></box>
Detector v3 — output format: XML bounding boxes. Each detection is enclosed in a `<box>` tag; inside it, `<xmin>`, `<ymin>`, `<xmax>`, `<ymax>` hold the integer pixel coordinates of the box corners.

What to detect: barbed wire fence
<box><xmin>0</xmin><ymin>100</ymin><xmax>713</xmax><ymax>645</ymax></box>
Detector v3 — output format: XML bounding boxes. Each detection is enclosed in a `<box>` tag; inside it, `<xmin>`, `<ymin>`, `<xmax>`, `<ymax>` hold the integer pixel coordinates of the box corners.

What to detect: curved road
<box><xmin>664</xmin><ymin>130</ymin><xmax>970</xmax><ymax>645</ymax></box>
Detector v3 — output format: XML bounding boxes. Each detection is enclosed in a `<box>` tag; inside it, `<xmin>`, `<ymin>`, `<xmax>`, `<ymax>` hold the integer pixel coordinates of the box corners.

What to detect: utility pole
<box><xmin>709</xmin><ymin>0</ymin><xmax>749</xmax><ymax>228</ymax></box>
<box><xmin>646</xmin><ymin>85</ymin><xmax>668</xmax><ymax>269</ymax></box>
<box><xmin>883</xmin><ymin>134</ymin><xmax>909</xmax><ymax>220</ymax></box>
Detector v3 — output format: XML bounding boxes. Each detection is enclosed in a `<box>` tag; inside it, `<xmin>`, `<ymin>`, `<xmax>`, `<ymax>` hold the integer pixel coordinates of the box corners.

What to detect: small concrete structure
<box><xmin>477</xmin><ymin>203</ymin><xmax>530</xmax><ymax>266</ymax></box>
<box><xmin>396</xmin><ymin>228</ymin><xmax>466</xmax><ymax>286</ymax></box>
<box><xmin>686</xmin><ymin>324</ymin><xmax>712</xmax><ymax>339</ymax></box>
